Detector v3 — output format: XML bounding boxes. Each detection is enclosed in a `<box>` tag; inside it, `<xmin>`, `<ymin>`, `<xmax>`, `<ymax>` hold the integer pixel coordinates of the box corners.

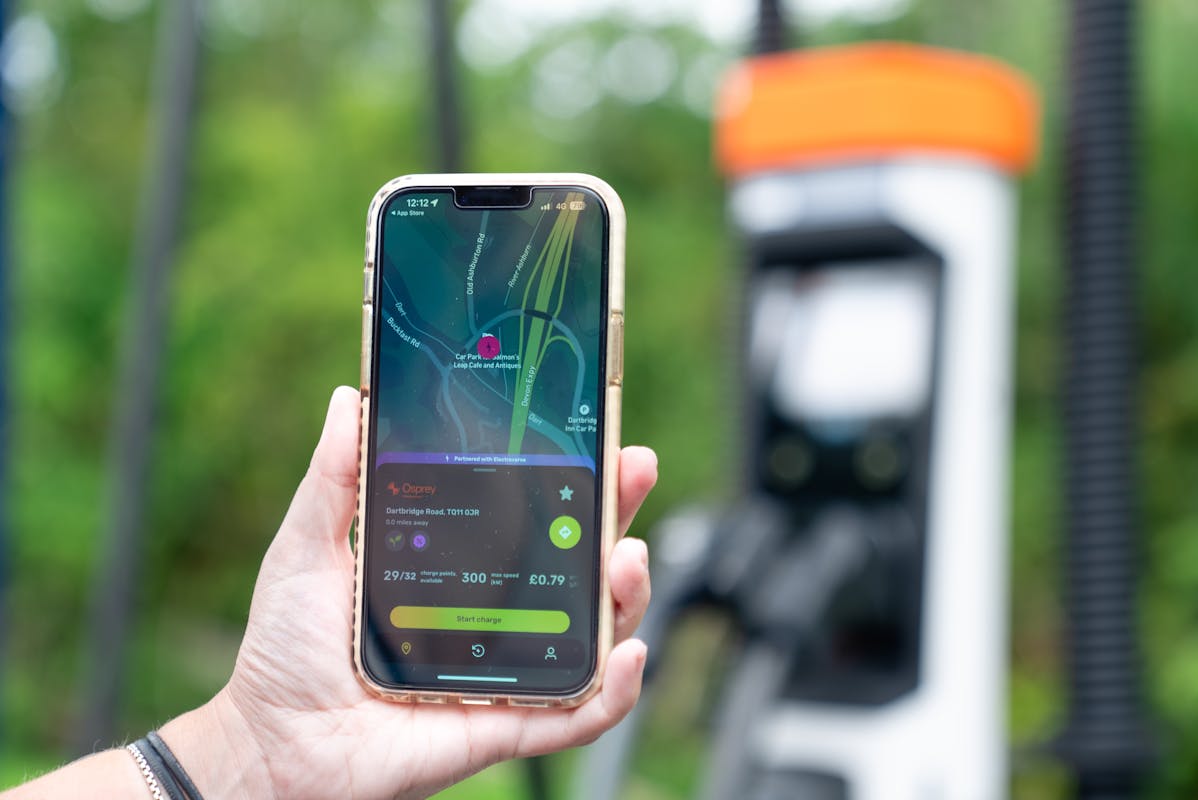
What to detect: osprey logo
<box><xmin>388</xmin><ymin>481</ymin><xmax>436</xmax><ymax>499</ymax></box>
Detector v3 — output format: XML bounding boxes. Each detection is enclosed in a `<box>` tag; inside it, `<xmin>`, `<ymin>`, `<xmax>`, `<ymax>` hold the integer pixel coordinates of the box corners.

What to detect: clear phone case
<box><xmin>352</xmin><ymin>173</ymin><xmax>626</xmax><ymax>707</ymax></box>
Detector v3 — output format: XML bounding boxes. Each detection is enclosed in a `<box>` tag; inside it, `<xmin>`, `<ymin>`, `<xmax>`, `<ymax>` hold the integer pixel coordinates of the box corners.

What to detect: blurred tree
<box><xmin>0</xmin><ymin>0</ymin><xmax>9</xmax><ymax>750</ymax></box>
<box><xmin>77</xmin><ymin>0</ymin><xmax>202</xmax><ymax>754</ymax></box>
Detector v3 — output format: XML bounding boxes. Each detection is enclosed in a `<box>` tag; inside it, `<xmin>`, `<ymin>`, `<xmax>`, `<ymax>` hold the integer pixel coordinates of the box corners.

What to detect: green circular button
<box><xmin>549</xmin><ymin>514</ymin><xmax>582</xmax><ymax>550</ymax></box>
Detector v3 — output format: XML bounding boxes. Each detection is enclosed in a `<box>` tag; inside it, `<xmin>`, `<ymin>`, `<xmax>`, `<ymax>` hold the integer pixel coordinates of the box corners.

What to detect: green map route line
<box><xmin>462</xmin><ymin>307</ymin><xmax>589</xmax><ymax>456</ymax></box>
<box><xmin>507</xmin><ymin>193</ymin><xmax>584</xmax><ymax>454</ymax></box>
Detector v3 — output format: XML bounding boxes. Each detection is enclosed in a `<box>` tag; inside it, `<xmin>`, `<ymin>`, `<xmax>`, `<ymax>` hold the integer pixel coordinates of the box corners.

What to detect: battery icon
<box><xmin>569</xmin><ymin>200</ymin><xmax>586</xmax><ymax>211</ymax></box>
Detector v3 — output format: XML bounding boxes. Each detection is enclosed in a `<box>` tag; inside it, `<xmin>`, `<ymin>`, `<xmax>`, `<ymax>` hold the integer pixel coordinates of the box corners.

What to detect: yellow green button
<box><xmin>389</xmin><ymin>605</ymin><xmax>570</xmax><ymax>634</ymax></box>
<box><xmin>549</xmin><ymin>514</ymin><xmax>582</xmax><ymax>549</ymax></box>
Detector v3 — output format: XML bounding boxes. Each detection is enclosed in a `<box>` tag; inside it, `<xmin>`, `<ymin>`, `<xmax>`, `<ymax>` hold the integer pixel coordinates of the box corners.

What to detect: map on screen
<box><xmin>375</xmin><ymin>189</ymin><xmax>605</xmax><ymax>470</ymax></box>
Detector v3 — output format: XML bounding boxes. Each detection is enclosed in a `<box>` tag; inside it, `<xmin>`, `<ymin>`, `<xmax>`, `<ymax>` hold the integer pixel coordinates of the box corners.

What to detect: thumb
<box><xmin>277</xmin><ymin>386</ymin><xmax>362</xmax><ymax>550</ymax></box>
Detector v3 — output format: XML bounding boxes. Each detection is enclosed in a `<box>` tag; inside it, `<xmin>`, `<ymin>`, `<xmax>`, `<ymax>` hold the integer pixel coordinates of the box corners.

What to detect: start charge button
<box><xmin>390</xmin><ymin>606</ymin><xmax>570</xmax><ymax>634</ymax></box>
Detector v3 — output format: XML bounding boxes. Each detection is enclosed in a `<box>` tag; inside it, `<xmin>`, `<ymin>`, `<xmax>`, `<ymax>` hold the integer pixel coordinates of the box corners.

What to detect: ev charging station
<box><xmin>578</xmin><ymin>41</ymin><xmax>1040</xmax><ymax>800</ymax></box>
<box><xmin>711</xmin><ymin>43</ymin><xmax>1038</xmax><ymax>798</ymax></box>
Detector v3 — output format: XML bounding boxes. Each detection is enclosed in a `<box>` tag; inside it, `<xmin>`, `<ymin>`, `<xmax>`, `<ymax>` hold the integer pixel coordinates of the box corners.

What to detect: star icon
<box><xmin>559</xmin><ymin>485</ymin><xmax>574</xmax><ymax>501</ymax></box>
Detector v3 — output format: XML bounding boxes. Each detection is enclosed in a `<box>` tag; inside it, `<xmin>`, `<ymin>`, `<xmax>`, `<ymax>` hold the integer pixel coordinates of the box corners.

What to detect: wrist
<box><xmin>0</xmin><ymin>748</ymin><xmax>147</xmax><ymax>799</ymax></box>
<box><xmin>158</xmin><ymin>688</ymin><xmax>276</xmax><ymax>799</ymax></box>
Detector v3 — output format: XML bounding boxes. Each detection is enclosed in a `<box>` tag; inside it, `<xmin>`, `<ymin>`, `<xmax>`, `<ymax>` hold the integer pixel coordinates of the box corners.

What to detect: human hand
<box><xmin>164</xmin><ymin>386</ymin><xmax>657</xmax><ymax>800</ymax></box>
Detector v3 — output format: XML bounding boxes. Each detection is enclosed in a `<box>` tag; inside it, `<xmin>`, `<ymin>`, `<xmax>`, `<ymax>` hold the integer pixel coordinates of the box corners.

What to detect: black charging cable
<box><xmin>1057</xmin><ymin>0</ymin><xmax>1156</xmax><ymax>796</ymax></box>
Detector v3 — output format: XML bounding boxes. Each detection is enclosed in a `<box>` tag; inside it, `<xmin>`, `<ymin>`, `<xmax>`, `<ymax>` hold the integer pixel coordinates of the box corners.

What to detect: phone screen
<box><xmin>361</xmin><ymin>185</ymin><xmax>610</xmax><ymax>696</ymax></box>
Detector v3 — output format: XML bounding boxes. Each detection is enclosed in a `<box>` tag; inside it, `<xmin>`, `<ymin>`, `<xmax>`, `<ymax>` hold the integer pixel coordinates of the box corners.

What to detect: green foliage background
<box><xmin>0</xmin><ymin>0</ymin><xmax>1196</xmax><ymax>797</ymax></box>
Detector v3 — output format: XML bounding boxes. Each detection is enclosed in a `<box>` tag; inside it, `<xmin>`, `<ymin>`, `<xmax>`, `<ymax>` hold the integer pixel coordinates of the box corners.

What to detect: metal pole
<box><xmin>1060</xmin><ymin>0</ymin><xmax>1154</xmax><ymax>794</ymax></box>
<box><xmin>76</xmin><ymin>0</ymin><xmax>202</xmax><ymax>753</ymax></box>
<box><xmin>428</xmin><ymin>0</ymin><xmax>463</xmax><ymax>172</ymax></box>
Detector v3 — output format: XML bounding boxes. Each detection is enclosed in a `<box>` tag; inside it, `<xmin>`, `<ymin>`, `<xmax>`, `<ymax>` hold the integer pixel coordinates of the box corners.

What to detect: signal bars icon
<box><xmin>540</xmin><ymin>202</ymin><xmax>552</xmax><ymax>211</ymax></box>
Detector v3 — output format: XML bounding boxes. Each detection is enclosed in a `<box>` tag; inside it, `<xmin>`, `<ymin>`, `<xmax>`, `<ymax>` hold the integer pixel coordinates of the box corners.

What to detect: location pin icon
<box><xmin>401</xmin><ymin>641</ymin><xmax>412</xmax><ymax>655</ymax></box>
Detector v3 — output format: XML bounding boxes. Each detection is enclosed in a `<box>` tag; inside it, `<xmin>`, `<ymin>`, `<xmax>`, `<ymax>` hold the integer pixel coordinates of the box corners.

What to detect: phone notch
<box><xmin>453</xmin><ymin>185</ymin><xmax>533</xmax><ymax>209</ymax></box>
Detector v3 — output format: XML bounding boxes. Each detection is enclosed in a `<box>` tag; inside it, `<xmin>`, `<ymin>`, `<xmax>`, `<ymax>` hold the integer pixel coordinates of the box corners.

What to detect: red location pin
<box><xmin>477</xmin><ymin>334</ymin><xmax>500</xmax><ymax>359</ymax></box>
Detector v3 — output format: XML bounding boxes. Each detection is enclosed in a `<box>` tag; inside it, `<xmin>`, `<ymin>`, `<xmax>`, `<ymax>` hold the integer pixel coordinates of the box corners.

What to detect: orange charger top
<box><xmin>715</xmin><ymin>42</ymin><xmax>1038</xmax><ymax>176</ymax></box>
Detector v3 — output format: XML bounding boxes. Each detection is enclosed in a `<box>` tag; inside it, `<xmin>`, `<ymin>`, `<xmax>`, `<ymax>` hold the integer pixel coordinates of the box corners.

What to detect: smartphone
<box><xmin>353</xmin><ymin>174</ymin><xmax>625</xmax><ymax>706</ymax></box>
